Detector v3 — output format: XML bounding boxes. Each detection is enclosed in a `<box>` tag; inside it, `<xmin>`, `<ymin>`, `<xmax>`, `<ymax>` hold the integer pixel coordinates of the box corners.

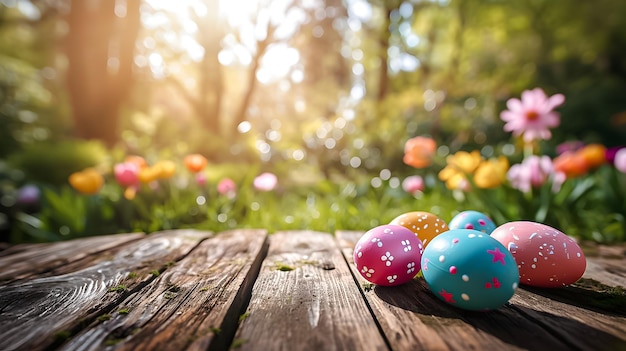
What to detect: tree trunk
<box><xmin>449</xmin><ymin>0</ymin><xmax>467</xmax><ymax>86</ymax></box>
<box><xmin>65</xmin><ymin>0</ymin><xmax>141</xmax><ymax>146</ymax></box>
<box><xmin>196</xmin><ymin>0</ymin><xmax>224</xmax><ymax>136</ymax></box>
<box><xmin>377</xmin><ymin>5</ymin><xmax>392</xmax><ymax>102</ymax></box>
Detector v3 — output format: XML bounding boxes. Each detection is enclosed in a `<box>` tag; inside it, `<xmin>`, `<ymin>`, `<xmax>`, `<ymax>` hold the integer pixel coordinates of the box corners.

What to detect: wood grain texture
<box><xmin>234</xmin><ymin>231</ymin><xmax>388</xmax><ymax>351</ymax></box>
<box><xmin>509</xmin><ymin>242</ymin><xmax>626</xmax><ymax>350</ymax></box>
<box><xmin>583</xmin><ymin>258</ymin><xmax>626</xmax><ymax>288</ymax></box>
<box><xmin>0</xmin><ymin>232</ymin><xmax>145</xmax><ymax>281</ymax></box>
<box><xmin>0</xmin><ymin>230</ymin><xmax>210</xmax><ymax>351</ymax></box>
<box><xmin>57</xmin><ymin>229</ymin><xmax>268</xmax><ymax>351</ymax></box>
<box><xmin>1</xmin><ymin>230</ymin><xmax>624</xmax><ymax>351</ymax></box>
<box><xmin>336</xmin><ymin>231</ymin><xmax>578</xmax><ymax>351</ymax></box>
<box><xmin>510</xmin><ymin>288</ymin><xmax>626</xmax><ymax>350</ymax></box>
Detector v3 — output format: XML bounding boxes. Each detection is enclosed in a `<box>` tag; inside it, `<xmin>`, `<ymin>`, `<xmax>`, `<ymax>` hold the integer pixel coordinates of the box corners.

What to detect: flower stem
<box><xmin>523</xmin><ymin>142</ymin><xmax>534</xmax><ymax>159</ymax></box>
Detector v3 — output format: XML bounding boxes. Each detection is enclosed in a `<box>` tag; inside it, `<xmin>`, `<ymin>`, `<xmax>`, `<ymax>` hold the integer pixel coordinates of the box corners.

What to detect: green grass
<box><xmin>7</xmin><ymin>164</ymin><xmax>625</xmax><ymax>244</ymax></box>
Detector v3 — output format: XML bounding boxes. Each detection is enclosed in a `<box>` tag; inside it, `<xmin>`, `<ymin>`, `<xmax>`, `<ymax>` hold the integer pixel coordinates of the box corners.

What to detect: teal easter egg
<box><xmin>449</xmin><ymin>210</ymin><xmax>496</xmax><ymax>234</ymax></box>
<box><xmin>421</xmin><ymin>229</ymin><xmax>519</xmax><ymax>311</ymax></box>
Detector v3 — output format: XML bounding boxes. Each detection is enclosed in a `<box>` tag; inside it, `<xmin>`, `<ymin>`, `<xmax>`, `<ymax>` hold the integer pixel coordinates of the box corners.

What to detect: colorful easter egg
<box><xmin>490</xmin><ymin>221</ymin><xmax>586</xmax><ymax>288</ymax></box>
<box><xmin>449</xmin><ymin>210</ymin><xmax>497</xmax><ymax>234</ymax></box>
<box><xmin>421</xmin><ymin>229</ymin><xmax>519</xmax><ymax>311</ymax></box>
<box><xmin>353</xmin><ymin>225</ymin><xmax>423</xmax><ymax>286</ymax></box>
<box><xmin>390</xmin><ymin>211</ymin><xmax>448</xmax><ymax>248</ymax></box>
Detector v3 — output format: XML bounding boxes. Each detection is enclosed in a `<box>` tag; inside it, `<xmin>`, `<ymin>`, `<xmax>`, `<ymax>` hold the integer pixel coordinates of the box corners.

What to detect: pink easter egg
<box><xmin>353</xmin><ymin>224</ymin><xmax>423</xmax><ymax>286</ymax></box>
<box><xmin>491</xmin><ymin>221</ymin><xmax>586</xmax><ymax>288</ymax></box>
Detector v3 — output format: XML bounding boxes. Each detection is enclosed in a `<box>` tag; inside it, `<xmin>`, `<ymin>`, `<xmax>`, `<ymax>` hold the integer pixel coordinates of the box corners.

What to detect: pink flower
<box><xmin>217</xmin><ymin>178</ymin><xmax>237</xmax><ymax>197</ymax></box>
<box><xmin>16</xmin><ymin>184</ymin><xmax>40</xmax><ymax>206</ymax></box>
<box><xmin>507</xmin><ymin>156</ymin><xmax>555</xmax><ymax>193</ymax></box>
<box><xmin>500</xmin><ymin>88</ymin><xmax>565</xmax><ymax>142</ymax></box>
<box><xmin>615</xmin><ymin>148</ymin><xmax>626</xmax><ymax>173</ymax></box>
<box><xmin>607</xmin><ymin>146</ymin><xmax>626</xmax><ymax>165</ymax></box>
<box><xmin>253</xmin><ymin>172</ymin><xmax>277</xmax><ymax>191</ymax></box>
<box><xmin>114</xmin><ymin>162</ymin><xmax>140</xmax><ymax>187</ymax></box>
<box><xmin>402</xmin><ymin>175</ymin><xmax>424</xmax><ymax>194</ymax></box>
<box><xmin>196</xmin><ymin>172</ymin><xmax>207</xmax><ymax>186</ymax></box>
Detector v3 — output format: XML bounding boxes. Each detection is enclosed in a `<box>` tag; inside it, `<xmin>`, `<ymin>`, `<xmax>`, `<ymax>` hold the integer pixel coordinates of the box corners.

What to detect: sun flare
<box><xmin>145</xmin><ymin>0</ymin><xmax>303</xmax><ymax>83</ymax></box>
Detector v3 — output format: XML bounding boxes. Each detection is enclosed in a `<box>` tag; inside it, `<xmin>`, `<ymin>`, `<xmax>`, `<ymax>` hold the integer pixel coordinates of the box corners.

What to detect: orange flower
<box><xmin>125</xmin><ymin>155</ymin><xmax>148</xmax><ymax>169</ymax></box>
<box><xmin>553</xmin><ymin>151</ymin><xmax>588</xmax><ymax>178</ymax></box>
<box><xmin>68</xmin><ymin>168</ymin><xmax>103</xmax><ymax>195</ymax></box>
<box><xmin>403</xmin><ymin>137</ymin><xmax>437</xmax><ymax>168</ymax></box>
<box><xmin>184</xmin><ymin>154</ymin><xmax>208</xmax><ymax>173</ymax></box>
<box><xmin>555</xmin><ymin>144</ymin><xmax>606</xmax><ymax>179</ymax></box>
<box><xmin>578</xmin><ymin>144</ymin><xmax>606</xmax><ymax>169</ymax></box>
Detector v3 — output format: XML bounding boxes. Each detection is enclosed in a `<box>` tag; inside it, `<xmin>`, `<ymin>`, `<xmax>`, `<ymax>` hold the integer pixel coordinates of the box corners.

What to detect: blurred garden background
<box><xmin>1</xmin><ymin>0</ymin><xmax>625</xmax><ymax>244</ymax></box>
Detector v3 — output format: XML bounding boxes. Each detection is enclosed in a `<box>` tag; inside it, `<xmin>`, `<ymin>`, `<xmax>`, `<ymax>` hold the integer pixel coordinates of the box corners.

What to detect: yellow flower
<box><xmin>68</xmin><ymin>168</ymin><xmax>103</xmax><ymax>195</ymax></box>
<box><xmin>124</xmin><ymin>186</ymin><xmax>137</xmax><ymax>200</ymax></box>
<box><xmin>474</xmin><ymin>156</ymin><xmax>509</xmax><ymax>189</ymax></box>
<box><xmin>154</xmin><ymin>160</ymin><xmax>176</xmax><ymax>179</ymax></box>
<box><xmin>138</xmin><ymin>166</ymin><xmax>161</xmax><ymax>183</ymax></box>
<box><xmin>438</xmin><ymin>151</ymin><xmax>482</xmax><ymax>190</ymax></box>
<box><xmin>135</xmin><ymin>160</ymin><xmax>177</xmax><ymax>185</ymax></box>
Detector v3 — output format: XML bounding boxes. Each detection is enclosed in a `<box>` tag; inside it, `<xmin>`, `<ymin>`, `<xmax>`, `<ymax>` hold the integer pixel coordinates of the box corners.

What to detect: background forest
<box><xmin>1</xmin><ymin>0</ymin><xmax>625</xmax><ymax>244</ymax></box>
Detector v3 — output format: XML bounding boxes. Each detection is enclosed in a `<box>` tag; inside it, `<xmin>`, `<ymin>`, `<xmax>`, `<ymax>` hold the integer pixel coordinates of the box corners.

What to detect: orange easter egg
<box><xmin>390</xmin><ymin>211</ymin><xmax>449</xmax><ymax>247</ymax></box>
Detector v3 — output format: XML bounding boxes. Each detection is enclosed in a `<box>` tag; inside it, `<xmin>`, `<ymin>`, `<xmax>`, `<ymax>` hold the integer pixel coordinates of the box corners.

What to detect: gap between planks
<box><xmin>232</xmin><ymin>230</ymin><xmax>389</xmax><ymax>351</ymax></box>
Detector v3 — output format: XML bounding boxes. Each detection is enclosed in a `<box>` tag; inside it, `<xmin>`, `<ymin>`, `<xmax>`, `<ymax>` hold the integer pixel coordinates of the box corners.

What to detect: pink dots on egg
<box><xmin>484</xmin><ymin>277</ymin><xmax>501</xmax><ymax>289</ymax></box>
<box><xmin>439</xmin><ymin>289</ymin><xmax>455</xmax><ymax>303</ymax></box>
<box><xmin>449</xmin><ymin>210</ymin><xmax>497</xmax><ymax>234</ymax></box>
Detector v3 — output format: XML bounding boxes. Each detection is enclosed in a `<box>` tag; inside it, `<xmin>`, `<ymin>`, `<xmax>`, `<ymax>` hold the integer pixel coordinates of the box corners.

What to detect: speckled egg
<box><xmin>449</xmin><ymin>210</ymin><xmax>497</xmax><ymax>234</ymax></box>
<box><xmin>491</xmin><ymin>221</ymin><xmax>586</xmax><ymax>288</ymax></box>
<box><xmin>389</xmin><ymin>211</ymin><xmax>448</xmax><ymax>248</ymax></box>
<box><xmin>421</xmin><ymin>229</ymin><xmax>519</xmax><ymax>311</ymax></box>
<box><xmin>353</xmin><ymin>225</ymin><xmax>423</xmax><ymax>286</ymax></box>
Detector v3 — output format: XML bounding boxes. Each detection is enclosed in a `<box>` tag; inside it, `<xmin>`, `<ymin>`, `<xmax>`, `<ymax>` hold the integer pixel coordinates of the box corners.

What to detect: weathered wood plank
<box><xmin>57</xmin><ymin>229</ymin><xmax>268</xmax><ymax>351</ymax></box>
<box><xmin>0</xmin><ymin>232</ymin><xmax>145</xmax><ymax>281</ymax></box>
<box><xmin>337</xmin><ymin>230</ymin><xmax>579</xmax><ymax>351</ymax></box>
<box><xmin>583</xmin><ymin>259</ymin><xmax>626</xmax><ymax>289</ymax></box>
<box><xmin>0</xmin><ymin>230</ymin><xmax>211</xmax><ymax>351</ymax></box>
<box><xmin>510</xmin><ymin>288</ymin><xmax>626</xmax><ymax>350</ymax></box>
<box><xmin>234</xmin><ymin>231</ymin><xmax>389</xmax><ymax>351</ymax></box>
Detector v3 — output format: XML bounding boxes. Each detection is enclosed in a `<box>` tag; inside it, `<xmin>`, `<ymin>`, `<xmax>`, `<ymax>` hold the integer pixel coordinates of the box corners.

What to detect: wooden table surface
<box><xmin>0</xmin><ymin>229</ymin><xmax>624</xmax><ymax>351</ymax></box>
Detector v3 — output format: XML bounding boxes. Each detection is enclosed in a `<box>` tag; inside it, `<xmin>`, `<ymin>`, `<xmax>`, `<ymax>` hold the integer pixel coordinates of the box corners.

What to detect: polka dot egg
<box><xmin>421</xmin><ymin>229</ymin><xmax>519</xmax><ymax>311</ymax></box>
<box><xmin>449</xmin><ymin>210</ymin><xmax>497</xmax><ymax>234</ymax></box>
<box><xmin>389</xmin><ymin>211</ymin><xmax>448</xmax><ymax>248</ymax></box>
<box><xmin>353</xmin><ymin>225</ymin><xmax>423</xmax><ymax>286</ymax></box>
<box><xmin>491</xmin><ymin>221</ymin><xmax>586</xmax><ymax>288</ymax></box>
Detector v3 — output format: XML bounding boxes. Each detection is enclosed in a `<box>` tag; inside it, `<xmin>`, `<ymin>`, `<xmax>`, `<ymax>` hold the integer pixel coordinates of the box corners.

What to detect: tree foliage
<box><xmin>0</xmin><ymin>0</ymin><xmax>625</xmax><ymax>169</ymax></box>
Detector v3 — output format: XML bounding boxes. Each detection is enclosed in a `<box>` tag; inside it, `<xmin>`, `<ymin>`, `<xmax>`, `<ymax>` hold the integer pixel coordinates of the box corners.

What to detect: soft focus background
<box><xmin>1</xmin><ymin>0</ymin><xmax>625</xmax><ymax>244</ymax></box>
